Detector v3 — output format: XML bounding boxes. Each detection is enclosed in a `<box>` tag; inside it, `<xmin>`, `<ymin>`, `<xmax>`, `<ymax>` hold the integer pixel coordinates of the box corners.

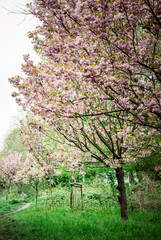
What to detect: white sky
<box><xmin>0</xmin><ymin>0</ymin><xmax>39</xmax><ymax>150</ymax></box>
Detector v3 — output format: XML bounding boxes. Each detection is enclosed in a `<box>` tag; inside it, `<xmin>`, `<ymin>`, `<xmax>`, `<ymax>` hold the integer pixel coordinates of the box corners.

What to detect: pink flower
<box><xmin>117</xmin><ymin>132</ymin><xmax>123</xmax><ymax>139</ymax></box>
<box><xmin>79</xmin><ymin>170</ymin><xmax>86</xmax><ymax>176</ymax></box>
<box><xmin>69</xmin><ymin>168</ymin><xmax>75</xmax><ymax>172</ymax></box>
<box><xmin>155</xmin><ymin>166</ymin><xmax>161</xmax><ymax>171</ymax></box>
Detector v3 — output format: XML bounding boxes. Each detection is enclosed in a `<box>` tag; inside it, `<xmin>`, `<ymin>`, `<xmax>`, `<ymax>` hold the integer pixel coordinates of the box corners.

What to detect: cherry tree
<box><xmin>16</xmin><ymin>153</ymin><xmax>45</xmax><ymax>206</ymax></box>
<box><xmin>20</xmin><ymin>113</ymin><xmax>86</xmax><ymax>195</ymax></box>
<box><xmin>0</xmin><ymin>151</ymin><xmax>22</xmax><ymax>196</ymax></box>
<box><xmin>22</xmin><ymin>111</ymin><xmax>158</xmax><ymax>219</ymax></box>
<box><xmin>9</xmin><ymin>0</ymin><xmax>161</xmax><ymax>220</ymax></box>
<box><xmin>16</xmin><ymin>0</ymin><xmax>161</xmax><ymax>130</ymax></box>
<box><xmin>19</xmin><ymin>114</ymin><xmax>61</xmax><ymax>196</ymax></box>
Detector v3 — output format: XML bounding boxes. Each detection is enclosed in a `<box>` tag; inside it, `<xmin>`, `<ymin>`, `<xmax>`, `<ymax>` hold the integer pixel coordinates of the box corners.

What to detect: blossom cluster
<box><xmin>8</xmin><ymin>0</ymin><xmax>161</xmax><ymax>172</ymax></box>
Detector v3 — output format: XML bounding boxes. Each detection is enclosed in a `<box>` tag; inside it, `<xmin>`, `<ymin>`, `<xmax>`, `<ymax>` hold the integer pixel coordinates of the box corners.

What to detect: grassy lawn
<box><xmin>0</xmin><ymin>198</ymin><xmax>161</xmax><ymax>240</ymax></box>
<box><xmin>0</xmin><ymin>199</ymin><xmax>26</xmax><ymax>240</ymax></box>
<box><xmin>0</xmin><ymin>199</ymin><xmax>26</xmax><ymax>215</ymax></box>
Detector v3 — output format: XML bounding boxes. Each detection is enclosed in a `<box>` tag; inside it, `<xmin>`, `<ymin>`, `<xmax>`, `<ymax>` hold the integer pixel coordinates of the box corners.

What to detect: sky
<box><xmin>0</xmin><ymin>0</ymin><xmax>39</xmax><ymax>150</ymax></box>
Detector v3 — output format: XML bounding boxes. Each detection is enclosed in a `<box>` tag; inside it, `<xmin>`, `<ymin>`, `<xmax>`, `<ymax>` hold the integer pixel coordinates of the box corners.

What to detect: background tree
<box><xmin>16</xmin><ymin>153</ymin><xmax>45</xmax><ymax>206</ymax></box>
<box><xmin>3</xmin><ymin>128</ymin><xmax>27</xmax><ymax>162</ymax></box>
<box><xmin>19</xmin><ymin>113</ymin><xmax>87</xmax><ymax>194</ymax></box>
<box><xmin>0</xmin><ymin>151</ymin><xmax>22</xmax><ymax>196</ymax></box>
<box><xmin>19</xmin><ymin>113</ymin><xmax>61</xmax><ymax>196</ymax></box>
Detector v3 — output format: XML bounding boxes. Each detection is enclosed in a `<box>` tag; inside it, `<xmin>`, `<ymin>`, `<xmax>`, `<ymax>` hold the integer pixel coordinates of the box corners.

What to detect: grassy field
<box><xmin>0</xmin><ymin>196</ymin><xmax>161</xmax><ymax>240</ymax></box>
<box><xmin>0</xmin><ymin>199</ymin><xmax>25</xmax><ymax>215</ymax></box>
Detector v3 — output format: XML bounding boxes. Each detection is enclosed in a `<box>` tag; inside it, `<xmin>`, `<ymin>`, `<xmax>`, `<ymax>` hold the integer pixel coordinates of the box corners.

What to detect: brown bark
<box><xmin>15</xmin><ymin>183</ymin><xmax>18</xmax><ymax>198</ymax></box>
<box><xmin>115</xmin><ymin>167</ymin><xmax>128</xmax><ymax>220</ymax></box>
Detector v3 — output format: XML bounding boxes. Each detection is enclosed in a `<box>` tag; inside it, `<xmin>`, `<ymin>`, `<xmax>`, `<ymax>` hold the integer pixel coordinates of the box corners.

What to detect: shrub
<box><xmin>9</xmin><ymin>199</ymin><xmax>22</xmax><ymax>205</ymax></box>
<box><xmin>128</xmin><ymin>175</ymin><xmax>161</xmax><ymax>212</ymax></box>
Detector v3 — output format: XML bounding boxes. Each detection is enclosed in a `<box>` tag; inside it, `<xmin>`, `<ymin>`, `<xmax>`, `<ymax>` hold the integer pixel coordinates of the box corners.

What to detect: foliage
<box><xmin>58</xmin><ymin>167</ymin><xmax>73</xmax><ymax>187</ymax></box>
<box><xmin>3</xmin><ymin>128</ymin><xmax>27</xmax><ymax>162</ymax></box>
<box><xmin>136</xmin><ymin>150</ymin><xmax>161</xmax><ymax>180</ymax></box>
<box><xmin>128</xmin><ymin>175</ymin><xmax>161</xmax><ymax>212</ymax></box>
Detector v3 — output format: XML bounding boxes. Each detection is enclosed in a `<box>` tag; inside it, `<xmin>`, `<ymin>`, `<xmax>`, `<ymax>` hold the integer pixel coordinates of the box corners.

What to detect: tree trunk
<box><xmin>35</xmin><ymin>181</ymin><xmax>39</xmax><ymax>206</ymax></box>
<box><xmin>15</xmin><ymin>183</ymin><xmax>18</xmax><ymax>198</ymax></box>
<box><xmin>115</xmin><ymin>167</ymin><xmax>128</xmax><ymax>221</ymax></box>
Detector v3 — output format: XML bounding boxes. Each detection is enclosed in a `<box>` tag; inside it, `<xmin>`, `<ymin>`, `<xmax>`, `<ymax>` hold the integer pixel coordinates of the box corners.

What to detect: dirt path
<box><xmin>13</xmin><ymin>202</ymin><xmax>31</xmax><ymax>213</ymax></box>
<box><xmin>4</xmin><ymin>202</ymin><xmax>31</xmax><ymax>216</ymax></box>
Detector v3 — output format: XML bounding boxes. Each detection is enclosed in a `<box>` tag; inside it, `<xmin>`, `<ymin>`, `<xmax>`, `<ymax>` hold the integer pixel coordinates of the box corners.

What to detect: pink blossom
<box><xmin>79</xmin><ymin>170</ymin><xmax>86</xmax><ymax>176</ymax></box>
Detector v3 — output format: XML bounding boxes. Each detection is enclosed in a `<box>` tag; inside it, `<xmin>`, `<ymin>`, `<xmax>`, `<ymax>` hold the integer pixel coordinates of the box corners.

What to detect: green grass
<box><xmin>0</xmin><ymin>199</ymin><xmax>161</xmax><ymax>240</ymax></box>
<box><xmin>0</xmin><ymin>199</ymin><xmax>25</xmax><ymax>215</ymax></box>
